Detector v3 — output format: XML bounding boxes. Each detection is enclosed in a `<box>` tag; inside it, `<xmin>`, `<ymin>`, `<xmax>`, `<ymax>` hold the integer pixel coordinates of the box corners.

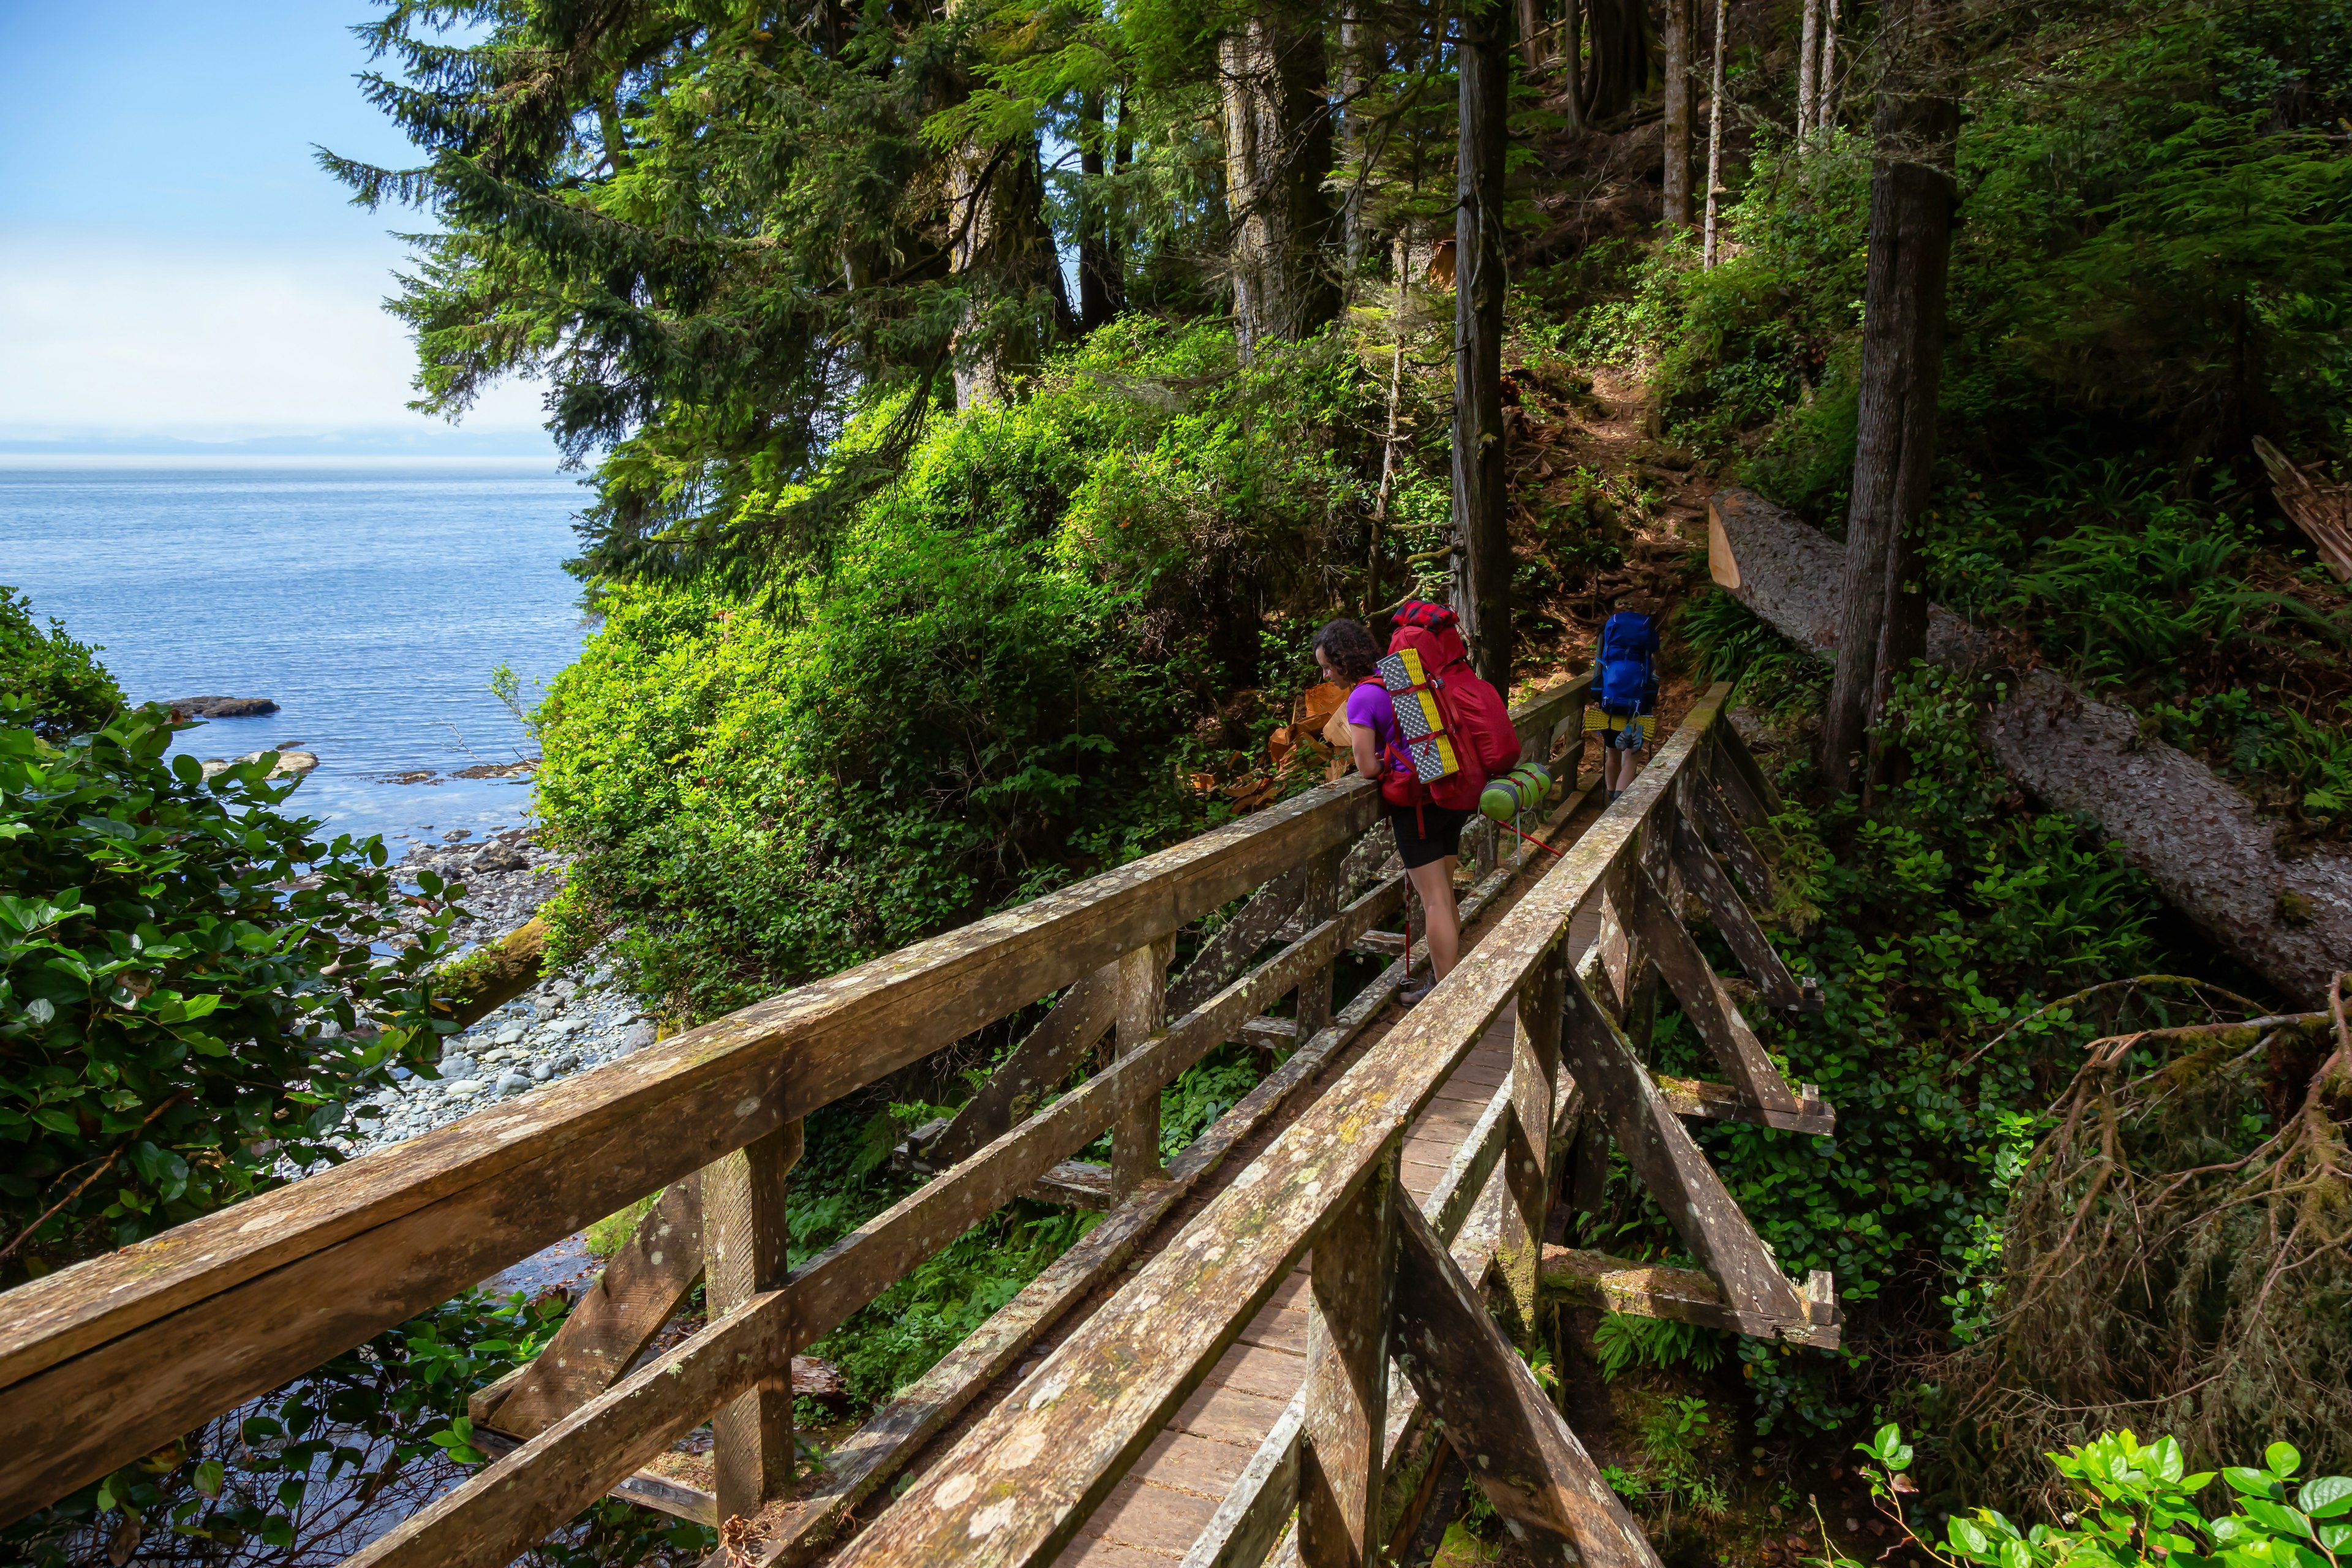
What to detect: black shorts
<box><xmin>1388</xmin><ymin>803</ymin><xmax>1470</xmax><ymax>870</ymax></box>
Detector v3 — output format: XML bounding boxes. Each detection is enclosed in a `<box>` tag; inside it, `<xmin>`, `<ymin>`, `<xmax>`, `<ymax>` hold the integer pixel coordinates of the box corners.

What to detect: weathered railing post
<box><xmin>1294</xmin><ymin>844</ymin><xmax>1348</xmax><ymax>1040</ymax></box>
<box><xmin>703</xmin><ymin>1117</ymin><xmax>802</xmax><ymax>1521</ymax></box>
<box><xmin>1501</xmin><ymin>940</ymin><xmax>1566</xmax><ymax>1335</ymax></box>
<box><xmin>1298</xmin><ymin>1149</ymin><xmax>1400</xmax><ymax>1568</ymax></box>
<box><xmin>1113</xmin><ymin>933</ymin><xmax>1177</xmax><ymax>1197</ymax></box>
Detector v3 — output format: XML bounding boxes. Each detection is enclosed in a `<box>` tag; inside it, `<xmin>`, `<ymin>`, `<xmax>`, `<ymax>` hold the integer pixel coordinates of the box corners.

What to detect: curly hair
<box><xmin>1311</xmin><ymin>619</ymin><xmax>1383</xmax><ymax>682</ymax></box>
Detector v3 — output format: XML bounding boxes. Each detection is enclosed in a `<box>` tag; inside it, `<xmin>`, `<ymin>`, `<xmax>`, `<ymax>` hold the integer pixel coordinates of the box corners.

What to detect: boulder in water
<box><xmin>170</xmin><ymin>696</ymin><xmax>278</xmax><ymax>718</ymax></box>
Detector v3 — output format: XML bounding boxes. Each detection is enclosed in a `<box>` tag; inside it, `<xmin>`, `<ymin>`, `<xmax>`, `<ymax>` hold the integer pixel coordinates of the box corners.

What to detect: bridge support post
<box><xmin>1294</xmin><ymin>845</ymin><xmax>1346</xmax><ymax>1039</ymax></box>
<box><xmin>1113</xmin><ymin>933</ymin><xmax>1176</xmax><ymax>1197</ymax></box>
<box><xmin>1298</xmin><ymin>1148</ymin><xmax>1400</xmax><ymax>1568</ymax></box>
<box><xmin>704</xmin><ymin>1116</ymin><xmax>803</xmax><ymax>1523</ymax></box>
<box><xmin>1500</xmin><ymin>939</ymin><xmax>1566</xmax><ymax>1338</ymax></box>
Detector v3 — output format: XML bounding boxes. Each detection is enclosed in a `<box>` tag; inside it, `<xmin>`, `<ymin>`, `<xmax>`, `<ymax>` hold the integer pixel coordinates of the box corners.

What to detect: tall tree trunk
<box><xmin>1661</xmin><ymin>0</ymin><xmax>1692</xmax><ymax>227</ymax></box>
<box><xmin>1817</xmin><ymin>0</ymin><xmax>1841</xmax><ymax>130</ymax></box>
<box><xmin>1339</xmin><ymin>3</ymin><xmax>1374</xmax><ymax>279</ymax></box>
<box><xmin>1796</xmin><ymin>0</ymin><xmax>1821</xmax><ymax>142</ymax></box>
<box><xmin>1222</xmin><ymin>9</ymin><xmax>1340</xmax><ymax>358</ymax></box>
<box><xmin>1700</xmin><ymin>0</ymin><xmax>1727</xmax><ymax>264</ymax></box>
<box><xmin>1819</xmin><ymin>0</ymin><xmax>1958</xmax><ymax>790</ymax></box>
<box><xmin>1077</xmin><ymin>92</ymin><xmax>1122</xmax><ymax>330</ymax></box>
<box><xmin>1112</xmin><ymin>86</ymin><xmax>1133</xmax><ymax>282</ymax></box>
<box><xmin>1370</xmin><ymin>235</ymin><xmax>1412</xmax><ymax>616</ymax></box>
<box><xmin>1453</xmin><ymin>0</ymin><xmax>1513</xmax><ymax>687</ymax></box>
<box><xmin>1582</xmin><ymin>0</ymin><xmax>1648</xmax><ymax>121</ymax></box>
<box><xmin>1518</xmin><ymin>0</ymin><xmax>1547</xmax><ymax>70</ymax></box>
<box><xmin>949</xmin><ymin>134</ymin><xmax>1056</xmax><ymax>407</ymax></box>
<box><xmin>1559</xmin><ymin>0</ymin><xmax>1586</xmax><ymax>129</ymax></box>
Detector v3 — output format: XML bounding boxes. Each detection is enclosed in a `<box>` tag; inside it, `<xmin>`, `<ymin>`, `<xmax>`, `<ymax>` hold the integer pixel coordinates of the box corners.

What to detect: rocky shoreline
<box><xmin>345</xmin><ymin>829</ymin><xmax>655</xmax><ymax>1153</ymax></box>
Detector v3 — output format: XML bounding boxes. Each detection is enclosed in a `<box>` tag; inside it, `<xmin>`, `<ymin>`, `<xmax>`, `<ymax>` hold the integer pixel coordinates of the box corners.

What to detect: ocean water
<box><xmin>0</xmin><ymin>457</ymin><xmax>590</xmax><ymax>853</ymax></box>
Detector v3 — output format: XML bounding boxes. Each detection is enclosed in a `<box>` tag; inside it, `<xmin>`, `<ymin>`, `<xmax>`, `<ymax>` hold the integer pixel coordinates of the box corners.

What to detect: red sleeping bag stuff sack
<box><xmin>1378</xmin><ymin>600</ymin><xmax>1522</xmax><ymax>812</ymax></box>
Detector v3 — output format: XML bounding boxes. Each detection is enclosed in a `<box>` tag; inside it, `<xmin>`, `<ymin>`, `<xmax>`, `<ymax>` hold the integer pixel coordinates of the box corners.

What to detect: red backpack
<box><xmin>1375</xmin><ymin>601</ymin><xmax>1521</xmax><ymax>812</ymax></box>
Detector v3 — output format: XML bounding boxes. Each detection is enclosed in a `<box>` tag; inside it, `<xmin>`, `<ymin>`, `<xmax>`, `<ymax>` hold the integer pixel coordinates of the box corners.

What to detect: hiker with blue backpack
<box><xmin>1313</xmin><ymin>605</ymin><xmax>1521</xmax><ymax>1003</ymax></box>
<box><xmin>1589</xmin><ymin>596</ymin><xmax>1662</xmax><ymax>803</ymax></box>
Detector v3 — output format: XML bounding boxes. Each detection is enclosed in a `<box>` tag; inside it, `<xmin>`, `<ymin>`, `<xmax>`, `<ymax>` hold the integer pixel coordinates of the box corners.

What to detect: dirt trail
<box><xmin>1509</xmin><ymin>359</ymin><xmax>1720</xmax><ymax>750</ymax></box>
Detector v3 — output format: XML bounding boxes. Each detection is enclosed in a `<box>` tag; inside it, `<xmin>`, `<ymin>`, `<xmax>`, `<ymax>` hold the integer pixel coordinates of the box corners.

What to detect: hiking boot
<box><xmin>1399</xmin><ymin>974</ymin><xmax>1435</xmax><ymax>1006</ymax></box>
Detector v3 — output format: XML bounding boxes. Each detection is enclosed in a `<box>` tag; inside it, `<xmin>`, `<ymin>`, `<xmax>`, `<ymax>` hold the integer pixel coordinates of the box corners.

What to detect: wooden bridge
<box><xmin>0</xmin><ymin>676</ymin><xmax>1838</xmax><ymax>1568</ymax></box>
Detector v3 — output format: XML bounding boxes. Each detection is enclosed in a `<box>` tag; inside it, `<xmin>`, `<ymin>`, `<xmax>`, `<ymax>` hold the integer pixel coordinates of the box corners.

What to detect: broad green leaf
<box><xmin>2267</xmin><ymin>1443</ymin><xmax>2304</xmax><ymax>1479</ymax></box>
<box><xmin>2296</xmin><ymin>1476</ymin><xmax>2352</xmax><ymax>1518</ymax></box>
<box><xmin>2242</xmin><ymin>1499</ymin><xmax>2313</xmax><ymax>1538</ymax></box>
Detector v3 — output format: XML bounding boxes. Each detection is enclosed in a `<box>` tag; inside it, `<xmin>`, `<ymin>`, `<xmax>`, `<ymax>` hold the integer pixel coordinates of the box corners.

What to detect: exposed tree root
<box><xmin>1936</xmin><ymin>976</ymin><xmax>2352</xmax><ymax>1510</ymax></box>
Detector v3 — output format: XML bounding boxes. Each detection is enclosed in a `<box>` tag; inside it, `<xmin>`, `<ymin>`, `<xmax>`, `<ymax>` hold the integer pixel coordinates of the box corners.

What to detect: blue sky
<box><xmin>0</xmin><ymin>4</ymin><xmax>551</xmax><ymax>450</ymax></box>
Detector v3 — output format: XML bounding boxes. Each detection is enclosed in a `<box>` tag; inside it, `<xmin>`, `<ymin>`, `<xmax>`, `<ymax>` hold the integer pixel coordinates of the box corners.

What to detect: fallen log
<box><xmin>429</xmin><ymin>916</ymin><xmax>550</xmax><ymax>1033</ymax></box>
<box><xmin>1707</xmin><ymin>486</ymin><xmax>2352</xmax><ymax>1008</ymax></box>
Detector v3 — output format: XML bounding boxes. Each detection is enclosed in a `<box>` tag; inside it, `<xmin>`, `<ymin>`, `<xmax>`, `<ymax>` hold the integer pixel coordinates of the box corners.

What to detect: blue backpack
<box><xmin>1596</xmin><ymin>611</ymin><xmax>1658</xmax><ymax>713</ymax></box>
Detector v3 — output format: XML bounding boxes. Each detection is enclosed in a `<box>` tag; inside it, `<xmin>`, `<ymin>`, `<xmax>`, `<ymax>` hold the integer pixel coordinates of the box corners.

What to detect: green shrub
<box><xmin>537</xmin><ymin>320</ymin><xmax>1384</xmax><ymax>1022</ymax></box>
<box><xmin>1834</xmin><ymin>1423</ymin><xmax>2352</xmax><ymax>1568</ymax></box>
<box><xmin>0</xmin><ymin>699</ymin><xmax>457</xmax><ymax>1275</ymax></box>
<box><xmin>0</xmin><ymin>587</ymin><xmax>122</xmax><ymax>740</ymax></box>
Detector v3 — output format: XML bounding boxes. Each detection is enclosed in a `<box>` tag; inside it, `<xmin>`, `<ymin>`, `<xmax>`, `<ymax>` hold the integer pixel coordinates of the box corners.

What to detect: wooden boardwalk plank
<box><xmin>1130</xmin><ymin>1431</ymin><xmax>1256</xmax><ymax>1499</ymax></box>
<box><xmin>1080</xmin><ymin>1477</ymin><xmax>1223</xmax><ymax>1553</ymax></box>
<box><xmin>1060</xmin><ymin>998</ymin><xmax>1528</xmax><ymax>1568</ymax></box>
<box><xmin>1170</xmin><ymin>1384</ymin><xmax>1298</xmax><ymax>1449</ymax></box>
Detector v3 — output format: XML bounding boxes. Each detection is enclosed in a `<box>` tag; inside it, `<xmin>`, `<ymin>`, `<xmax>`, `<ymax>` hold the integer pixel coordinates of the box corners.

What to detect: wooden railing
<box><xmin>0</xmin><ymin>673</ymin><xmax>1594</xmax><ymax>1561</ymax></box>
<box><xmin>816</xmin><ymin>683</ymin><xmax>1838</xmax><ymax>1568</ymax></box>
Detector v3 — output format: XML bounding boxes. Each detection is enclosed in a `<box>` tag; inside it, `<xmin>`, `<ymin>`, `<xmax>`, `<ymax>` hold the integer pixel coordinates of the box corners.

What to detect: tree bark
<box><xmin>1710</xmin><ymin>486</ymin><xmax>2352</xmax><ymax>1009</ymax></box>
<box><xmin>1660</xmin><ymin>0</ymin><xmax>1692</xmax><ymax>227</ymax></box>
<box><xmin>1796</xmin><ymin>0</ymin><xmax>1822</xmax><ymax>143</ymax></box>
<box><xmin>1453</xmin><ymin>0</ymin><xmax>1513</xmax><ymax>687</ymax></box>
<box><xmin>1077</xmin><ymin>91</ymin><xmax>1123</xmax><ymax>330</ymax></box>
<box><xmin>1581</xmin><ymin>0</ymin><xmax>1648</xmax><ymax>122</ymax></box>
<box><xmin>1338</xmin><ymin>4</ymin><xmax>1374</xmax><ymax>279</ymax></box>
<box><xmin>1559</xmin><ymin>0</ymin><xmax>1586</xmax><ymax>130</ymax></box>
<box><xmin>1819</xmin><ymin>0</ymin><xmax>1956</xmax><ymax>790</ymax></box>
<box><xmin>1518</xmin><ymin>0</ymin><xmax>1547</xmax><ymax>72</ymax></box>
<box><xmin>1222</xmin><ymin>9</ymin><xmax>1340</xmax><ymax>359</ymax></box>
<box><xmin>948</xmin><ymin>133</ymin><xmax>1057</xmax><ymax>407</ymax></box>
<box><xmin>1700</xmin><ymin>0</ymin><xmax>1727</xmax><ymax>265</ymax></box>
<box><xmin>1817</xmin><ymin>0</ymin><xmax>1841</xmax><ymax>131</ymax></box>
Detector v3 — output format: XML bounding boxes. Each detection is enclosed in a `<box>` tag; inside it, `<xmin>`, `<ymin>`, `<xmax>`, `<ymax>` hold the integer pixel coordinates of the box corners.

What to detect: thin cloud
<box><xmin>0</xmin><ymin>232</ymin><xmax>547</xmax><ymax>443</ymax></box>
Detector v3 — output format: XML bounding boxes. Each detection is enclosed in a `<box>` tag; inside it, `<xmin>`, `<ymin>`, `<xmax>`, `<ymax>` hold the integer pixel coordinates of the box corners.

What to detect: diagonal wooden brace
<box><xmin>1670</xmin><ymin>805</ymin><xmax>1814</xmax><ymax>1014</ymax></box>
<box><xmin>1623</xmin><ymin>862</ymin><xmax>1806</xmax><ymax>1123</ymax></box>
<box><xmin>1681</xmin><ymin>767</ymin><xmax>1776</xmax><ymax>909</ymax></box>
<box><xmin>1561</xmin><ymin>977</ymin><xmax>1809</xmax><ymax>1329</ymax></box>
<box><xmin>922</xmin><ymin>963</ymin><xmax>1119</xmax><ymax>1170</ymax></box>
<box><xmin>1705</xmin><ymin>725</ymin><xmax>1781</xmax><ymax>826</ymax></box>
<box><xmin>1169</xmin><ymin>867</ymin><xmax>1308</xmax><ymax>1016</ymax></box>
<box><xmin>477</xmin><ymin>1176</ymin><xmax>705</xmax><ymax>1437</ymax></box>
<box><xmin>1386</xmin><ymin>1183</ymin><xmax>1664</xmax><ymax>1568</ymax></box>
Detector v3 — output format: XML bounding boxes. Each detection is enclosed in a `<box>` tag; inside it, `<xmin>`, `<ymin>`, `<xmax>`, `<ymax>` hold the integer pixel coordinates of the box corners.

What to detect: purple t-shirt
<box><xmin>1344</xmin><ymin>680</ymin><xmax>1404</xmax><ymax>776</ymax></box>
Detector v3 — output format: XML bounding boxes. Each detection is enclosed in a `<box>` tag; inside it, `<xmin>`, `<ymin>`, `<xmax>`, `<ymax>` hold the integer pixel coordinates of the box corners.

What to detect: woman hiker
<box><xmin>1312</xmin><ymin>618</ymin><xmax>1461</xmax><ymax>1001</ymax></box>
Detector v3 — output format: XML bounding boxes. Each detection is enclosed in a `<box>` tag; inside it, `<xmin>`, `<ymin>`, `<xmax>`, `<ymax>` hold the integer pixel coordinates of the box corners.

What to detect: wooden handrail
<box><xmin>0</xmin><ymin>673</ymin><xmax>1591</xmax><ymax>1529</ymax></box>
